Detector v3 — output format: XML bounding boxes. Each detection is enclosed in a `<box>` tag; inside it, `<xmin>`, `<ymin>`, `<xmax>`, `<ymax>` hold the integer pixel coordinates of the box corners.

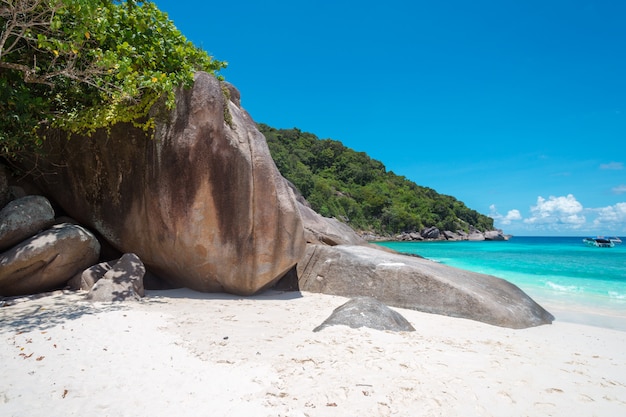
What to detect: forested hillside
<box><xmin>261</xmin><ymin>124</ymin><xmax>494</xmax><ymax>235</ymax></box>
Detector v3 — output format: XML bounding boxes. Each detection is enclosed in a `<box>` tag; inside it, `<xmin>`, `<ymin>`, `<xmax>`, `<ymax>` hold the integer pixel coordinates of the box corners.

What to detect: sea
<box><xmin>376</xmin><ymin>236</ymin><xmax>626</xmax><ymax>330</ymax></box>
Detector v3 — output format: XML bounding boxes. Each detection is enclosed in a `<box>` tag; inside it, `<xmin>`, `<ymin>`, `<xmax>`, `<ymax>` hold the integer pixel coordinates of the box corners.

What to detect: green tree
<box><xmin>0</xmin><ymin>0</ymin><xmax>226</xmax><ymax>159</ymax></box>
<box><xmin>262</xmin><ymin>124</ymin><xmax>495</xmax><ymax>235</ymax></box>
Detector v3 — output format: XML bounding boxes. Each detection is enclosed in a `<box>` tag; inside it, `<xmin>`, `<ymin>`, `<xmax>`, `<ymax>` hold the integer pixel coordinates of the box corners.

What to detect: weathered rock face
<box><xmin>24</xmin><ymin>72</ymin><xmax>305</xmax><ymax>295</ymax></box>
<box><xmin>314</xmin><ymin>297</ymin><xmax>416</xmax><ymax>332</ymax></box>
<box><xmin>0</xmin><ymin>196</ymin><xmax>56</xmax><ymax>252</ymax></box>
<box><xmin>0</xmin><ymin>223</ymin><xmax>100</xmax><ymax>296</ymax></box>
<box><xmin>87</xmin><ymin>253</ymin><xmax>145</xmax><ymax>302</ymax></box>
<box><xmin>68</xmin><ymin>260</ymin><xmax>115</xmax><ymax>291</ymax></box>
<box><xmin>421</xmin><ymin>226</ymin><xmax>440</xmax><ymax>239</ymax></box>
<box><xmin>297</xmin><ymin>201</ymin><xmax>366</xmax><ymax>246</ymax></box>
<box><xmin>467</xmin><ymin>231</ymin><xmax>486</xmax><ymax>241</ymax></box>
<box><xmin>296</xmin><ymin>244</ymin><xmax>554</xmax><ymax>329</ymax></box>
<box><xmin>442</xmin><ymin>230</ymin><xmax>460</xmax><ymax>240</ymax></box>
<box><xmin>283</xmin><ymin>179</ymin><xmax>365</xmax><ymax>246</ymax></box>
<box><xmin>484</xmin><ymin>230</ymin><xmax>507</xmax><ymax>241</ymax></box>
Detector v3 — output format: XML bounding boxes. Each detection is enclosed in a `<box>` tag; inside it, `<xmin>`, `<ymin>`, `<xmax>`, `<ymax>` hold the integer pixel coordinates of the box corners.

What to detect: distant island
<box><xmin>261</xmin><ymin>124</ymin><xmax>495</xmax><ymax>237</ymax></box>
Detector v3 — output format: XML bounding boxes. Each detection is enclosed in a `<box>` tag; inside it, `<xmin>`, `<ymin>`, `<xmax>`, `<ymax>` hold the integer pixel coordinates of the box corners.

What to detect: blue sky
<box><xmin>153</xmin><ymin>0</ymin><xmax>626</xmax><ymax>236</ymax></box>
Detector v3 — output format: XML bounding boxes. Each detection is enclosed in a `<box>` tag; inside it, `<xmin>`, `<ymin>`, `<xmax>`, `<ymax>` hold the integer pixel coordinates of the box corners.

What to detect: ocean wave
<box><xmin>545</xmin><ymin>281</ymin><xmax>583</xmax><ymax>293</ymax></box>
<box><xmin>608</xmin><ymin>291</ymin><xmax>626</xmax><ymax>300</ymax></box>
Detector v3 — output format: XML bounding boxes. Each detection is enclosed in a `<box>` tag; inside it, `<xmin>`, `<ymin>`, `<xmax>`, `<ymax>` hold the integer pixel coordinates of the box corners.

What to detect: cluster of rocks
<box><xmin>0</xmin><ymin>72</ymin><xmax>554</xmax><ymax>328</ymax></box>
<box><xmin>391</xmin><ymin>226</ymin><xmax>511</xmax><ymax>242</ymax></box>
<box><xmin>0</xmin><ymin>175</ymin><xmax>146</xmax><ymax>302</ymax></box>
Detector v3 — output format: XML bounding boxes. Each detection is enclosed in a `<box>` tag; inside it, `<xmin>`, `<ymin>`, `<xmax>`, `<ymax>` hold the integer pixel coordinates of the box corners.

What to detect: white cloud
<box><xmin>600</xmin><ymin>161</ymin><xmax>624</xmax><ymax>170</ymax></box>
<box><xmin>498</xmin><ymin>195</ymin><xmax>626</xmax><ymax>235</ymax></box>
<box><xmin>489</xmin><ymin>205</ymin><xmax>522</xmax><ymax>225</ymax></box>
<box><xmin>612</xmin><ymin>185</ymin><xmax>626</xmax><ymax>195</ymax></box>
<box><xmin>502</xmin><ymin>209</ymin><xmax>522</xmax><ymax>224</ymax></box>
<box><xmin>524</xmin><ymin>194</ymin><xmax>586</xmax><ymax>228</ymax></box>
<box><xmin>592</xmin><ymin>202</ymin><xmax>626</xmax><ymax>229</ymax></box>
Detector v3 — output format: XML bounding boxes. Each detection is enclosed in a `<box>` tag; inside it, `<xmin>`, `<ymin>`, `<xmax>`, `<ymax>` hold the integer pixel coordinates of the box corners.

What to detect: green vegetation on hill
<box><xmin>1</xmin><ymin>2</ymin><xmax>493</xmax><ymax>236</ymax></box>
<box><xmin>261</xmin><ymin>124</ymin><xmax>494</xmax><ymax>235</ymax></box>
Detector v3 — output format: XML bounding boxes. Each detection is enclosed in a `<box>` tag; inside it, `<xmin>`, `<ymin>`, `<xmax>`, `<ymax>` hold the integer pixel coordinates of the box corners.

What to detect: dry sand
<box><xmin>1</xmin><ymin>288</ymin><xmax>625</xmax><ymax>417</ymax></box>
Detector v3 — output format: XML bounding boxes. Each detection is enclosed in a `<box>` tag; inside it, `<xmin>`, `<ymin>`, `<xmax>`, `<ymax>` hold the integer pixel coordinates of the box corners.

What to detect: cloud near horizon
<box><xmin>612</xmin><ymin>185</ymin><xmax>626</xmax><ymax>195</ymax></box>
<box><xmin>600</xmin><ymin>161</ymin><xmax>624</xmax><ymax>170</ymax></box>
<box><xmin>490</xmin><ymin>195</ymin><xmax>626</xmax><ymax>234</ymax></box>
<box><xmin>592</xmin><ymin>202</ymin><xmax>626</xmax><ymax>229</ymax></box>
<box><xmin>489</xmin><ymin>205</ymin><xmax>522</xmax><ymax>225</ymax></box>
<box><xmin>524</xmin><ymin>194</ymin><xmax>586</xmax><ymax>228</ymax></box>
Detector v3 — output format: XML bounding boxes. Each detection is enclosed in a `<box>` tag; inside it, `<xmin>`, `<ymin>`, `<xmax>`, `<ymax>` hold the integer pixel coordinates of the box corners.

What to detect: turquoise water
<box><xmin>377</xmin><ymin>237</ymin><xmax>626</xmax><ymax>318</ymax></box>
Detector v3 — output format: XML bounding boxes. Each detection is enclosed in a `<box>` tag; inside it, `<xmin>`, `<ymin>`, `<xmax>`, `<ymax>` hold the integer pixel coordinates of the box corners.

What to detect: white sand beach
<box><xmin>1</xmin><ymin>289</ymin><xmax>625</xmax><ymax>417</ymax></box>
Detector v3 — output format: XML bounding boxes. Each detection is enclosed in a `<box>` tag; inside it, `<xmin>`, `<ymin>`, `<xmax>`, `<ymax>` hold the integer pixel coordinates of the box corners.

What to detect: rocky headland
<box><xmin>362</xmin><ymin>226</ymin><xmax>512</xmax><ymax>242</ymax></box>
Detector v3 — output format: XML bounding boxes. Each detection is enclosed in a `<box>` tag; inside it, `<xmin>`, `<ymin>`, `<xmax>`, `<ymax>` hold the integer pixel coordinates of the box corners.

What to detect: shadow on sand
<box><xmin>1</xmin><ymin>288</ymin><xmax>303</xmax><ymax>334</ymax></box>
<box><xmin>0</xmin><ymin>290</ymin><xmax>129</xmax><ymax>334</ymax></box>
<box><xmin>143</xmin><ymin>288</ymin><xmax>304</xmax><ymax>303</ymax></box>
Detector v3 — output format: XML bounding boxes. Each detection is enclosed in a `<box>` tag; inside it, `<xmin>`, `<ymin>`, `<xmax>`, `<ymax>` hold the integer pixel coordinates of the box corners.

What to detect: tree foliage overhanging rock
<box><xmin>0</xmin><ymin>0</ymin><xmax>227</xmax><ymax>160</ymax></box>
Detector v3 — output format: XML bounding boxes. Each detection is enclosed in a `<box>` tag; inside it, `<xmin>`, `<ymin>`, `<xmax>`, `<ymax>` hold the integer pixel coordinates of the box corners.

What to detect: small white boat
<box><xmin>583</xmin><ymin>237</ymin><xmax>615</xmax><ymax>248</ymax></box>
<box><xmin>608</xmin><ymin>236</ymin><xmax>622</xmax><ymax>245</ymax></box>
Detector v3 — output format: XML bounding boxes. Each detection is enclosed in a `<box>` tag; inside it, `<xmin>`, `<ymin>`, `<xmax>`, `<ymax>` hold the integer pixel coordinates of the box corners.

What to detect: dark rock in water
<box><xmin>297</xmin><ymin>244</ymin><xmax>554</xmax><ymax>329</ymax></box>
<box><xmin>0</xmin><ymin>223</ymin><xmax>100</xmax><ymax>296</ymax></box>
<box><xmin>314</xmin><ymin>297</ymin><xmax>415</xmax><ymax>332</ymax></box>
<box><xmin>87</xmin><ymin>253</ymin><xmax>145</xmax><ymax>302</ymax></box>
<box><xmin>0</xmin><ymin>195</ymin><xmax>55</xmax><ymax>252</ymax></box>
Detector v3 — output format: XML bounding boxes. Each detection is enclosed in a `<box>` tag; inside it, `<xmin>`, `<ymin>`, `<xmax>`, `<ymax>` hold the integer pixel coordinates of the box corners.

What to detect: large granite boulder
<box><xmin>296</xmin><ymin>244</ymin><xmax>554</xmax><ymax>329</ymax></box>
<box><xmin>21</xmin><ymin>72</ymin><xmax>305</xmax><ymax>295</ymax></box>
<box><xmin>0</xmin><ymin>196</ymin><xmax>55</xmax><ymax>252</ymax></box>
<box><xmin>314</xmin><ymin>297</ymin><xmax>416</xmax><ymax>332</ymax></box>
<box><xmin>0</xmin><ymin>223</ymin><xmax>100</xmax><ymax>296</ymax></box>
<box><xmin>297</xmin><ymin>201</ymin><xmax>366</xmax><ymax>246</ymax></box>
<box><xmin>87</xmin><ymin>253</ymin><xmax>145</xmax><ymax>302</ymax></box>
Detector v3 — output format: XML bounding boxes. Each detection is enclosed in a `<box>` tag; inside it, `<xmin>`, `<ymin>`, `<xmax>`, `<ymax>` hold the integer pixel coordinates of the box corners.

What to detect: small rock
<box><xmin>87</xmin><ymin>253</ymin><xmax>145</xmax><ymax>302</ymax></box>
<box><xmin>314</xmin><ymin>297</ymin><xmax>415</xmax><ymax>332</ymax></box>
<box><xmin>67</xmin><ymin>261</ymin><xmax>116</xmax><ymax>291</ymax></box>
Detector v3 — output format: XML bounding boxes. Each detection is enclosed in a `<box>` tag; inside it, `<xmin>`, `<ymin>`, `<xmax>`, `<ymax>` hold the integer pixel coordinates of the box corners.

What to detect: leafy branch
<box><xmin>0</xmin><ymin>0</ymin><xmax>227</xmax><ymax>159</ymax></box>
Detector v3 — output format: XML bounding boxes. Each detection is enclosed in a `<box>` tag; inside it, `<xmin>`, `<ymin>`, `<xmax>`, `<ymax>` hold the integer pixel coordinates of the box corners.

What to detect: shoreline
<box><xmin>2</xmin><ymin>288</ymin><xmax>626</xmax><ymax>416</ymax></box>
<box><xmin>527</xmin><ymin>290</ymin><xmax>626</xmax><ymax>332</ymax></box>
<box><xmin>375</xmin><ymin>238</ymin><xmax>626</xmax><ymax>332</ymax></box>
